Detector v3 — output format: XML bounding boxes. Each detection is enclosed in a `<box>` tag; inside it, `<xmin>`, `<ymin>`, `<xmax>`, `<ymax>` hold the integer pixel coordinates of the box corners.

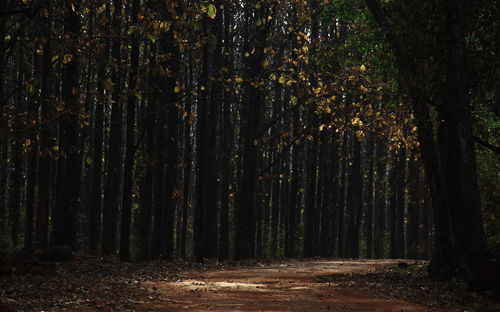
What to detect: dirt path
<box><xmin>141</xmin><ymin>260</ymin><xmax>443</xmax><ymax>312</ymax></box>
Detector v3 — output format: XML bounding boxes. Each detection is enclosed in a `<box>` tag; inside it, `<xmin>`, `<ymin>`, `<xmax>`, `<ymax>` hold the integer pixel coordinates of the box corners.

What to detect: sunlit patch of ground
<box><xmin>143</xmin><ymin>260</ymin><xmax>442</xmax><ymax>312</ymax></box>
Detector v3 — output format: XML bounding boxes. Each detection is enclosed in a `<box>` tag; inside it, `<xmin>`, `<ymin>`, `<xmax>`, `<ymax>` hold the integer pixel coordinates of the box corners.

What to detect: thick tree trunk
<box><xmin>442</xmin><ymin>0</ymin><xmax>486</xmax><ymax>258</ymax></box>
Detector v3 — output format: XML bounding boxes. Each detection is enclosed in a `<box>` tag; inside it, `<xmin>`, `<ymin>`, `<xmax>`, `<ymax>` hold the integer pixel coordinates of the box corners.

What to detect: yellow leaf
<box><xmin>235</xmin><ymin>77</ymin><xmax>243</xmax><ymax>83</ymax></box>
<box><xmin>63</xmin><ymin>54</ymin><xmax>73</xmax><ymax>64</ymax></box>
<box><xmin>291</xmin><ymin>96</ymin><xmax>298</xmax><ymax>106</ymax></box>
<box><xmin>174</xmin><ymin>86</ymin><xmax>180</xmax><ymax>93</ymax></box>
<box><xmin>360</xmin><ymin>64</ymin><xmax>367</xmax><ymax>71</ymax></box>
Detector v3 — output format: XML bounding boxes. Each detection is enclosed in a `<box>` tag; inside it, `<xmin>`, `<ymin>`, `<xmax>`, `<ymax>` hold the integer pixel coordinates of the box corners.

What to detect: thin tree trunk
<box><xmin>120</xmin><ymin>0</ymin><xmax>140</xmax><ymax>261</ymax></box>
<box><xmin>365</xmin><ymin>134</ymin><xmax>375</xmax><ymax>258</ymax></box>
<box><xmin>35</xmin><ymin>5</ymin><xmax>53</xmax><ymax>249</ymax></box>
<box><xmin>373</xmin><ymin>138</ymin><xmax>386</xmax><ymax>258</ymax></box>
<box><xmin>102</xmin><ymin>0</ymin><xmax>123</xmax><ymax>256</ymax></box>
<box><xmin>54</xmin><ymin>0</ymin><xmax>81</xmax><ymax>248</ymax></box>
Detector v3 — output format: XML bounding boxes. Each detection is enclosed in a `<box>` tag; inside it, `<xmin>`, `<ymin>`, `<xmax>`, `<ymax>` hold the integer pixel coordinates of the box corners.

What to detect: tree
<box><xmin>53</xmin><ymin>0</ymin><xmax>82</xmax><ymax>248</ymax></box>
<box><xmin>363</xmin><ymin>0</ymin><xmax>488</xmax><ymax>277</ymax></box>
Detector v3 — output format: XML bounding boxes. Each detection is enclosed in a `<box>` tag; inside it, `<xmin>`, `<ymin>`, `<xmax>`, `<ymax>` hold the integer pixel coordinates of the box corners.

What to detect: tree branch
<box><xmin>473</xmin><ymin>136</ymin><xmax>500</xmax><ymax>157</ymax></box>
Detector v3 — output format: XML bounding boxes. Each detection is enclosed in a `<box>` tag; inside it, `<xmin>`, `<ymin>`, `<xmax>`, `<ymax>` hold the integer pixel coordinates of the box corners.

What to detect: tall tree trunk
<box><xmin>395</xmin><ymin>149</ymin><xmax>406</xmax><ymax>258</ymax></box>
<box><xmin>120</xmin><ymin>0</ymin><xmax>140</xmax><ymax>261</ymax></box>
<box><xmin>235</xmin><ymin>2</ymin><xmax>268</xmax><ymax>259</ymax></box>
<box><xmin>337</xmin><ymin>133</ymin><xmax>348</xmax><ymax>258</ymax></box>
<box><xmin>194</xmin><ymin>15</ymin><xmax>212</xmax><ymax>262</ymax></box>
<box><xmin>36</xmin><ymin>5</ymin><xmax>53</xmax><ymax>249</ymax></box>
<box><xmin>365</xmin><ymin>134</ymin><xmax>375</xmax><ymax>258</ymax></box>
<box><xmin>270</xmin><ymin>85</ymin><xmax>282</xmax><ymax>258</ymax></box>
<box><xmin>347</xmin><ymin>135</ymin><xmax>362</xmax><ymax>258</ymax></box>
<box><xmin>436</xmin><ymin>0</ymin><xmax>487</xmax><ymax>272</ymax></box>
<box><xmin>406</xmin><ymin>154</ymin><xmax>420</xmax><ymax>259</ymax></box>
<box><xmin>218</xmin><ymin>4</ymin><xmax>233</xmax><ymax>260</ymax></box>
<box><xmin>363</xmin><ymin>0</ymin><xmax>486</xmax><ymax>276</ymax></box>
<box><xmin>0</xmin><ymin>1</ymin><xmax>8</xmax><ymax>244</ymax></box>
<box><xmin>180</xmin><ymin>50</ymin><xmax>194</xmax><ymax>259</ymax></box>
<box><xmin>373</xmin><ymin>138</ymin><xmax>386</xmax><ymax>259</ymax></box>
<box><xmin>89</xmin><ymin>1</ymin><xmax>109</xmax><ymax>255</ymax></box>
<box><xmin>286</xmin><ymin>107</ymin><xmax>301</xmax><ymax>258</ymax></box>
<box><xmin>151</xmin><ymin>1</ymin><xmax>180</xmax><ymax>260</ymax></box>
<box><xmin>54</xmin><ymin>0</ymin><xmax>81</xmax><ymax>248</ymax></box>
<box><xmin>10</xmin><ymin>47</ymin><xmax>24</xmax><ymax>247</ymax></box>
<box><xmin>102</xmin><ymin>0</ymin><xmax>123</xmax><ymax>256</ymax></box>
<box><xmin>139</xmin><ymin>45</ymin><xmax>156</xmax><ymax>260</ymax></box>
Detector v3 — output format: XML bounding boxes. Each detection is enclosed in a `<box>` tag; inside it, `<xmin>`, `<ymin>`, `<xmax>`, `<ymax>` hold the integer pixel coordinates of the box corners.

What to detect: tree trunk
<box><xmin>373</xmin><ymin>138</ymin><xmax>386</xmax><ymax>259</ymax></box>
<box><xmin>102</xmin><ymin>0</ymin><xmax>123</xmax><ymax>256</ymax></box>
<box><xmin>365</xmin><ymin>134</ymin><xmax>375</xmax><ymax>259</ymax></box>
<box><xmin>120</xmin><ymin>0</ymin><xmax>140</xmax><ymax>261</ymax></box>
<box><xmin>436</xmin><ymin>0</ymin><xmax>487</xmax><ymax>272</ymax></box>
<box><xmin>234</xmin><ymin>2</ymin><xmax>268</xmax><ymax>260</ymax></box>
<box><xmin>36</xmin><ymin>6</ymin><xmax>53</xmax><ymax>249</ymax></box>
<box><xmin>54</xmin><ymin>0</ymin><xmax>81</xmax><ymax>248</ymax></box>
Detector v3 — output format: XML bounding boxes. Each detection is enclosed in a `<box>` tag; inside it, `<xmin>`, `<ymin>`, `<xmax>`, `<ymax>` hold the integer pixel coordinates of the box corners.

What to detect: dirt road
<box><xmin>142</xmin><ymin>260</ymin><xmax>442</xmax><ymax>312</ymax></box>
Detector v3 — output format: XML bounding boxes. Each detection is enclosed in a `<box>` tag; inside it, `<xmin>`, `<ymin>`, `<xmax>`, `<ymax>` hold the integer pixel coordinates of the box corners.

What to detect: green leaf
<box><xmin>207</xmin><ymin>4</ymin><xmax>217</xmax><ymax>19</ymax></box>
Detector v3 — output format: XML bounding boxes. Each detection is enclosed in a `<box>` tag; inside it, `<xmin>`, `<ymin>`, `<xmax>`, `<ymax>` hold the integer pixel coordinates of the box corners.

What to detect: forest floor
<box><xmin>1</xmin><ymin>257</ymin><xmax>498</xmax><ymax>312</ymax></box>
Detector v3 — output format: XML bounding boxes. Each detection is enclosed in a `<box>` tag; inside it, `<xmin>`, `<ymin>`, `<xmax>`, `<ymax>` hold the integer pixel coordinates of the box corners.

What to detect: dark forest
<box><xmin>0</xmin><ymin>0</ymin><xmax>499</xmax><ymax>310</ymax></box>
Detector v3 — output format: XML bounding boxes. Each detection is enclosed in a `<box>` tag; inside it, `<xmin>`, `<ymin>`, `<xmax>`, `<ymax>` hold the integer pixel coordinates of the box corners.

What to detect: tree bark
<box><xmin>54</xmin><ymin>0</ymin><xmax>81</xmax><ymax>248</ymax></box>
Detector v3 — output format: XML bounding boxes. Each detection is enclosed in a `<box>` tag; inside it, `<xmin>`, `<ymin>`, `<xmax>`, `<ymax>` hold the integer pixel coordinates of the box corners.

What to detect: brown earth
<box><xmin>138</xmin><ymin>260</ymin><xmax>448</xmax><ymax>312</ymax></box>
<box><xmin>4</xmin><ymin>258</ymin><xmax>484</xmax><ymax>311</ymax></box>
